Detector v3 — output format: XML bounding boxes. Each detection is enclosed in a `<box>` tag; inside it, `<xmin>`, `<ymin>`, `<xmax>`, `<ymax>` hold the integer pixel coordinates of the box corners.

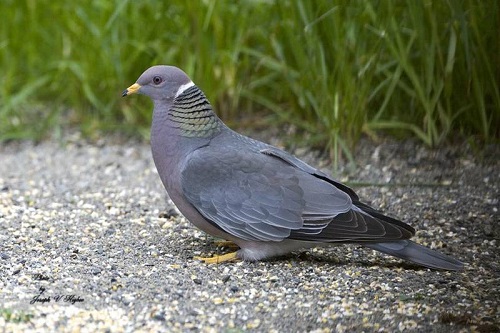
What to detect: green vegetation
<box><xmin>1</xmin><ymin>1</ymin><xmax>498</xmax><ymax>160</ymax></box>
<box><xmin>0</xmin><ymin>307</ymin><xmax>33</xmax><ymax>323</ymax></box>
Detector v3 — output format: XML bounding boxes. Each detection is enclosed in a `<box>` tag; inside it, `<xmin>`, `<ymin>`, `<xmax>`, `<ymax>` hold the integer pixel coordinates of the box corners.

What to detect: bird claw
<box><xmin>194</xmin><ymin>251</ymin><xmax>239</xmax><ymax>264</ymax></box>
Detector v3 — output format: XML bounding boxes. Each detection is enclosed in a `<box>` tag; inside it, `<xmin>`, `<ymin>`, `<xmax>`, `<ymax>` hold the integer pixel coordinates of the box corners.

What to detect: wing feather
<box><xmin>182</xmin><ymin>145</ymin><xmax>413</xmax><ymax>243</ymax></box>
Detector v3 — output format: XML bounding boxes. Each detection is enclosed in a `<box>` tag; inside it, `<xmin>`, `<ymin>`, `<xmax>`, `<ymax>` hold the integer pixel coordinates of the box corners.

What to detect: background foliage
<box><xmin>1</xmin><ymin>0</ymin><xmax>498</xmax><ymax>160</ymax></box>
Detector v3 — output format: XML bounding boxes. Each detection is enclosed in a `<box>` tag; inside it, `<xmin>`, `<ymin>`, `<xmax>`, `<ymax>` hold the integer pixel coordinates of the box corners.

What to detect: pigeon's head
<box><xmin>122</xmin><ymin>65</ymin><xmax>193</xmax><ymax>101</ymax></box>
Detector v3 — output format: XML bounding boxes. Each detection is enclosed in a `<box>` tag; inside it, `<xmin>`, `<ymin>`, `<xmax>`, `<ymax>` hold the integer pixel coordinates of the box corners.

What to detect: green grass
<box><xmin>1</xmin><ymin>1</ymin><xmax>498</xmax><ymax>161</ymax></box>
<box><xmin>0</xmin><ymin>307</ymin><xmax>33</xmax><ymax>323</ymax></box>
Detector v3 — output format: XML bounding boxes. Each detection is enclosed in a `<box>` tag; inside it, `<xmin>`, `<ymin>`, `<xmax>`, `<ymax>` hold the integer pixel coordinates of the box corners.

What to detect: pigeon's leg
<box><xmin>194</xmin><ymin>252</ymin><xmax>239</xmax><ymax>264</ymax></box>
<box><xmin>213</xmin><ymin>240</ymin><xmax>239</xmax><ymax>250</ymax></box>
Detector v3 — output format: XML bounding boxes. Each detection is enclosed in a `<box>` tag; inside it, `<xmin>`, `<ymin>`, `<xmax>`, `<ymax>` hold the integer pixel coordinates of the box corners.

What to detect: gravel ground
<box><xmin>0</xmin><ymin>132</ymin><xmax>498</xmax><ymax>332</ymax></box>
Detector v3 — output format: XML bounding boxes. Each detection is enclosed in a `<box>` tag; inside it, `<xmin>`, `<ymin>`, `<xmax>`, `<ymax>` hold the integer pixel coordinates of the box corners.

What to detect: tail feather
<box><xmin>365</xmin><ymin>240</ymin><xmax>464</xmax><ymax>271</ymax></box>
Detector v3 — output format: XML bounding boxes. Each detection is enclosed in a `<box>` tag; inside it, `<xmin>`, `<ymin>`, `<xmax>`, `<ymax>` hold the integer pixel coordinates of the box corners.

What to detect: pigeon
<box><xmin>123</xmin><ymin>65</ymin><xmax>463</xmax><ymax>271</ymax></box>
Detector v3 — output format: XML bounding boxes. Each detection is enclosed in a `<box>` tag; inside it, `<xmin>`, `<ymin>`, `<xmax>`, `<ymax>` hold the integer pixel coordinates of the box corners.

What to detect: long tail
<box><xmin>365</xmin><ymin>240</ymin><xmax>464</xmax><ymax>271</ymax></box>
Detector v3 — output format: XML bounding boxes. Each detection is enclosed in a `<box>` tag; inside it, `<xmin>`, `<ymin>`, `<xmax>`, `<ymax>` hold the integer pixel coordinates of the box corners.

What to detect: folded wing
<box><xmin>181</xmin><ymin>147</ymin><xmax>414</xmax><ymax>242</ymax></box>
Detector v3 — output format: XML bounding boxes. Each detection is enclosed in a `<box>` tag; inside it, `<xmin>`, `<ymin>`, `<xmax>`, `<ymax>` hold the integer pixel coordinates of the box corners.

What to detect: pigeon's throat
<box><xmin>168</xmin><ymin>87</ymin><xmax>222</xmax><ymax>138</ymax></box>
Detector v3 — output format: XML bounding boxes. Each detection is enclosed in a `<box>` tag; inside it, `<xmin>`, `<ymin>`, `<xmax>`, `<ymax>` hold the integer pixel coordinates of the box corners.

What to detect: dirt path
<box><xmin>1</xmin><ymin>133</ymin><xmax>498</xmax><ymax>332</ymax></box>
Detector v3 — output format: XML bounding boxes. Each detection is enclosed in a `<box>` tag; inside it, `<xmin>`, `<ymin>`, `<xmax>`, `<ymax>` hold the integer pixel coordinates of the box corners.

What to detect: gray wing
<box><xmin>181</xmin><ymin>148</ymin><xmax>352</xmax><ymax>241</ymax></box>
<box><xmin>181</xmin><ymin>146</ymin><xmax>413</xmax><ymax>242</ymax></box>
<box><xmin>260</xmin><ymin>146</ymin><xmax>415</xmax><ymax>240</ymax></box>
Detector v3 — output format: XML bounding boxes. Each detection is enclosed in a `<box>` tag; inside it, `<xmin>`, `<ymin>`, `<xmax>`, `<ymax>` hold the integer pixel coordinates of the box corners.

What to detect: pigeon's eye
<box><xmin>152</xmin><ymin>76</ymin><xmax>163</xmax><ymax>85</ymax></box>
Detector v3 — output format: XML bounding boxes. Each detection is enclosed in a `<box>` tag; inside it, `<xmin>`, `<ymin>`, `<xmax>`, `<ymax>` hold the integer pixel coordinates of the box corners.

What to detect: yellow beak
<box><xmin>122</xmin><ymin>83</ymin><xmax>142</xmax><ymax>97</ymax></box>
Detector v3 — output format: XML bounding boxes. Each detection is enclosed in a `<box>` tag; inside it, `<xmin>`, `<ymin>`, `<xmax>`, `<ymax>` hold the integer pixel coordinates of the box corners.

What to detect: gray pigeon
<box><xmin>123</xmin><ymin>65</ymin><xmax>463</xmax><ymax>271</ymax></box>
